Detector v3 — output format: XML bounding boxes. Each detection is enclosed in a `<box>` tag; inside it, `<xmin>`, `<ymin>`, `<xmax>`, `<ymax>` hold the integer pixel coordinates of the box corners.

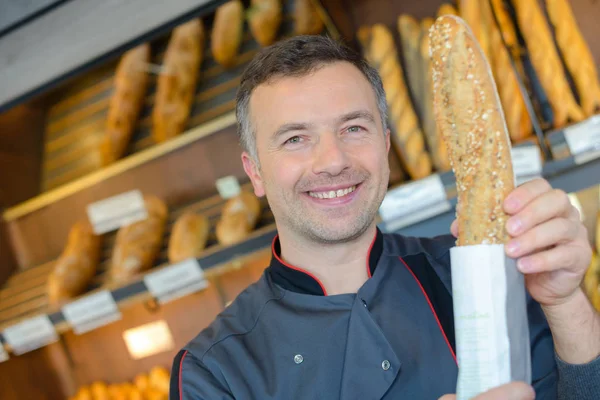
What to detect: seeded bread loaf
<box><xmin>430</xmin><ymin>15</ymin><xmax>515</xmax><ymax>246</ymax></box>
<box><xmin>357</xmin><ymin>24</ymin><xmax>432</xmax><ymax>180</ymax></box>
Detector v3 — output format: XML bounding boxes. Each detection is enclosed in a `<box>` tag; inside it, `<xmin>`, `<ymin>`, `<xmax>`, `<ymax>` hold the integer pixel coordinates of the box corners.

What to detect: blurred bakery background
<box><xmin>0</xmin><ymin>0</ymin><xmax>599</xmax><ymax>398</ymax></box>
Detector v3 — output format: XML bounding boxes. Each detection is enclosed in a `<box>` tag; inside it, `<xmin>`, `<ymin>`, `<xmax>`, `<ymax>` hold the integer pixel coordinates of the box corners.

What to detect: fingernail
<box><xmin>507</xmin><ymin>217</ymin><xmax>522</xmax><ymax>234</ymax></box>
<box><xmin>506</xmin><ymin>240</ymin><xmax>520</xmax><ymax>256</ymax></box>
<box><xmin>518</xmin><ymin>258</ymin><xmax>534</xmax><ymax>273</ymax></box>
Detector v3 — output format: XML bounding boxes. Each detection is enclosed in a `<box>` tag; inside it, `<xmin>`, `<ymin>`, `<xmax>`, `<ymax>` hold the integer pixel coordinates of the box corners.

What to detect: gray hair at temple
<box><xmin>235</xmin><ymin>35</ymin><xmax>388</xmax><ymax>164</ymax></box>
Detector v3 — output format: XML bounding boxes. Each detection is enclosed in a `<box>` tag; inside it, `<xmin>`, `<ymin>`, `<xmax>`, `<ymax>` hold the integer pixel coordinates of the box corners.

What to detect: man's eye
<box><xmin>285</xmin><ymin>136</ymin><xmax>301</xmax><ymax>144</ymax></box>
<box><xmin>347</xmin><ymin>126</ymin><xmax>363</xmax><ymax>133</ymax></box>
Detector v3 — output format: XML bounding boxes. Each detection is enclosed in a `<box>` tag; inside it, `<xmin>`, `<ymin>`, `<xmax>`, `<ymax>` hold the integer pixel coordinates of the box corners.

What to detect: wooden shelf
<box><xmin>0</xmin><ymin>182</ymin><xmax>277</xmax><ymax>349</ymax></box>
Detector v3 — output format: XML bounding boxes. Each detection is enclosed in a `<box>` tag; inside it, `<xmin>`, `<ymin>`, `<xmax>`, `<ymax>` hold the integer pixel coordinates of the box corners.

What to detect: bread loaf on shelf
<box><xmin>431</xmin><ymin>15</ymin><xmax>515</xmax><ymax>246</ymax></box>
<box><xmin>511</xmin><ymin>0</ymin><xmax>585</xmax><ymax>127</ymax></box>
<box><xmin>483</xmin><ymin>1</ymin><xmax>531</xmax><ymax>142</ymax></box>
<box><xmin>459</xmin><ymin>0</ymin><xmax>490</xmax><ymax>61</ymax></box>
<box><xmin>398</xmin><ymin>14</ymin><xmax>425</xmax><ymax>120</ymax></box>
<box><xmin>357</xmin><ymin>24</ymin><xmax>432</xmax><ymax>180</ymax></box>
<box><xmin>168</xmin><ymin>212</ymin><xmax>210</xmax><ymax>264</ymax></box>
<box><xmin>437</xmin><ymin>3</ymin><xmax>458</xmax><ymax>17</ymax></box>
<box><xmin>249</xmin><ymin>0</ymin><xmax>282</xmax><ymax>46</ymax></box>
<box><xmin>110</xmin><ymin>196</ymin><xmax>168</xmax><ymax>283</ymax></box>
<box><xmin>419</xmin><ymin>18</ymin><xmax>450</xmax><ymax>171</ymax></box>
<box><xmin>216</xmin><ymin>191</ymin><xmax>261</xmax><ymax>246</ymax></box>
<box><xmin>100</xmin><ymin>44</ymin><xmax>150</xmax><ymax>166</ymax></box>
<box><xmin>47</xmin><ymin>220</ymin><xmax>102</xmax><ymax>306</ymax></box>
<box><xmin>152</xmin><ymin>19</ymin><xmax>204</xmax><ymax>143</ymax></box>
<box><xmin>211</xmin><ymin>0</ymin><xmax>244</xmax><ymax>68</ymax></box>
<box><xmin>294</xmin><ymin>0</ymin><xmax>324</xmax><ymax>35</ymax></box>
<box><xmin>545</xmin><ymin>0</ymin><xmax>600</xmax><ymax>117</ymax></box>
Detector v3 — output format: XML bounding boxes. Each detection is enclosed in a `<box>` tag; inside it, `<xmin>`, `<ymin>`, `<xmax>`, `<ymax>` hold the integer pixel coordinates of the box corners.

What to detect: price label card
<box><xmin>144</xmin><ymin>258</ymin><xmax>208</xmax><ymax>304</ymax></box>
<box><xmin>511</xmin><ymin>146</ymin><xmax>543</xmax><ymax>185</ymax></box>
<box><xmin>379</xmin><ymin>174</ymin><xmax>451</xmax><ymax>231</ymax></box>
<box><xmin>0</xmin><ymin>344</ymin><xmax>8</xmax><ymax>363</ymax></box>
<box><xmin>3</xmin><ymin>315</ymin><xmax>58</xmax><ymax>356</ymax></box>
<box><xmin>216</xmin><ymin>176</ymin><xmax>241</xmax><ymax>199</ymax></box>
<box><xmin>564</xmin><ymin>116</ymin><xmax>600</xmax><ymax>164</ymax></box>
<box><xmin>62</xmin><ymin>291</ymin><xmax>122</xmax><ymax>335</ymax></box>
<box><xmin>87</xmin><ymin>190</ymin><xmax>148</xmax><ymax>235</ymax></box>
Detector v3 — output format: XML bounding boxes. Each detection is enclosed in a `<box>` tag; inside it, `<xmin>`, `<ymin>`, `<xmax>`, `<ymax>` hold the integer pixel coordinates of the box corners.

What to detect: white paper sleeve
<box><xmin>450</xmin><ymin>244</ymin><xmax>532</xmax><ymax>400</ymax></box>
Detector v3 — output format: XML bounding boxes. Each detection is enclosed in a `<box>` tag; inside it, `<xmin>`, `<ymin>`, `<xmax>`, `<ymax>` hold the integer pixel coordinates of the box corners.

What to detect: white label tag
<box><xmin>143</xmin><ymin>258</ymin><xmax>208</xmax><ymax>304</ymax></box>
<box><xmin>216</xmin><ymin>176</ymin><xmax>241</xmax><ymax>199</ymax></box>
<box><xmin>3</xmin><ymin>315</ymin><xmax>58</xmax><ymax>355</ymax></box>
<box><xmin>379</xmin><ymin>174</ymin><xmax>451</xmax><ymax>230</ymax></box>
<box><xmin>62</xmin><ymin>291</ymin><xmax>122</xmax><ymax>335</ymax></box>
<box><xmin>86</xmin><ymin>190</ymin><xmax>148</xmax><ymax>235</ymax></box>
<box><xmin>0</xmin><ymin>344</ymin><xmax>8</xmax><ymax>362</ymax></box>
<box><xmin>511</xmin><ymin>146</ymin><xmax>543</xmax><ymax>186</ymax></box>
<box><xmin>564</xmin><ymin>116</ymin><xmax>600</xmax><ymax>164</ymax></box>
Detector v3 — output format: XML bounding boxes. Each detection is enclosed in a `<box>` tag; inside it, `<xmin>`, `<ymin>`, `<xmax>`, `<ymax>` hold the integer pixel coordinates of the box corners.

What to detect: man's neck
<box><xmin>277</xmin><ymin>224</ymin><xmax>378</xmax><ymax>295</ymax></box>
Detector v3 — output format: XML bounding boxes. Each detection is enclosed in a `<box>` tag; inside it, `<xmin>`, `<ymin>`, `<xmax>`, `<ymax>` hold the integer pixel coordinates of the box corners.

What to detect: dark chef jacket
<box><xmin>170</xmin><ymin>229</ymin><xmax>600</xmax><ymax>399</ymax></box>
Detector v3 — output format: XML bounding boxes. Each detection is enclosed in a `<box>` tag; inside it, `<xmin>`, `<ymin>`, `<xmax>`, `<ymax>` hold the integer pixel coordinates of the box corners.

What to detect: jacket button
<box><xmin>294</xmin><ymin>354</ymin><xmax>304</xmax><ymax>364</ymax></box>
<box><xmin>381</xmin><ymin>360</ymin><xmax>390</xmax><ymax>371</ymax></box>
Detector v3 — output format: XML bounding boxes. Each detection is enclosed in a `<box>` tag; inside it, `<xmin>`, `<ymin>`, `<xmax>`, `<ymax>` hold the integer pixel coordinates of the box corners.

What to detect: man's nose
<box><xmin>311</xmin><ymin>133</ymin><xmax>350</xmax><ymax>176</ymax></box>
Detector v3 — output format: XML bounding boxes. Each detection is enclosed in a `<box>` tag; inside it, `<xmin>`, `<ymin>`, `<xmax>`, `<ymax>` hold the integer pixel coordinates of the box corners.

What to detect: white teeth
<box><xmin>308</xmin><ymin>185</ymin><xmax>356</xmax><ymax>199</ymax></box>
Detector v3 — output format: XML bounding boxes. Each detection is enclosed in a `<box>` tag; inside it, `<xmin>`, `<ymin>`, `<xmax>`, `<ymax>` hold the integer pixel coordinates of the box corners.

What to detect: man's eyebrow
<box><xmin>272</xmin><ymin>122</ymin><xmax>312</xmax><ymax>141</ymax></box>
<box><xmin>337</xmin><ymin>110</ymin><xmax>376</xmax><ymax>125</ymax></box>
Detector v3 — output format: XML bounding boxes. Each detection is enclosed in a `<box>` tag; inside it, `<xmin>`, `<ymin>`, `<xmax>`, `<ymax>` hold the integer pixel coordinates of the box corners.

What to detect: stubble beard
<box><xmin>265</xmin><ymin>170</ymin><xmax>388</xmax><ymax>245</ymax></box>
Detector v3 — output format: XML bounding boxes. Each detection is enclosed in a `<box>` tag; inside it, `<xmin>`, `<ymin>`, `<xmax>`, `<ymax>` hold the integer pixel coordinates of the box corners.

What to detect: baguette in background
<box><xmin>512</xmin><ymin>0</ymin><xmax>584</xmax><ymax>127</ymax></box>
<box><xmin>216</xmin><ymin>192</ymin><xmax>261</xmax><ymax>246</ymax></box>
<box><xmin>100</xmin><ymin>44</ymin><xmax>150</xmax><ymax>166</ymax></box>
<box><xmin>168</xmin><ymin>212</ymin><xmax>210</xmax><ymax>263</ymax></box>
<box><xmin>545</xmin><ymin>0</ymin><xmax>600</xmax><ymax>117</ymax></box>
<box><xmin>294</xmin><ymin>0</ymin><xmax>324</xmax><ymax>35</ymax></box>
<box><xmin>152</xmin><ymin>19</ymin><xmax>204</xmax><ymax>143</ymax></box>
<box><xmin>357</xmin><ymin>24</ymin><xmax>432</xmax><ymax>180</ymax></box>
<box><xmin>212</xmin><ymin>0</ymin><xmax>245</xmax><ymax>67</ymax></box>
<box><xmin>110</xmin><ymin>196</ymin><xmax>168</xmax><ymax>283</ymax></box>
<box><xmin>47</xmin><ymin>221</ymin><xmax>102</xmax><ymax>306</ymax></box>
<box><xmin>398</xmin><ymin>15</ymin><xmax>425</xmax><ymax>121</ymax></box>
<box><xmin>430</xmin><ymin>15</ymin><xmax>515</xmax><ymax>246</ymax></box>
<box><xmin>249</xmin><ymin>0</ymin><xmax>282</xmax><ymax>46</ymax></box>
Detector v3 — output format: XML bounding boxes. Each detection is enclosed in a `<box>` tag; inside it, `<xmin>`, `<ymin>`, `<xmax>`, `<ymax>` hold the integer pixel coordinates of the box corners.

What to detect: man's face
<box><xmin>242</xmin><ymin>61</ymin><xmax>391</xmax><ymax>244</ymax></box>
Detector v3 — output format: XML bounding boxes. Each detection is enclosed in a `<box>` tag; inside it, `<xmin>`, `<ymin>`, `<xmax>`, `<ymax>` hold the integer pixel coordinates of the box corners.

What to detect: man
<box><xmin>170</xmin><ymin>35</ymin><xmax>600</xmax><ymax>399</ymax></box>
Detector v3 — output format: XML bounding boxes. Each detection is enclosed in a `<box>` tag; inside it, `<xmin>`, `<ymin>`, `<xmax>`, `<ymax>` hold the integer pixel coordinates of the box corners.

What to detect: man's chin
<box><xmin>304</xmin><ymin>222</ymin><xmax>372</xmax><ymax>245</ymax></box>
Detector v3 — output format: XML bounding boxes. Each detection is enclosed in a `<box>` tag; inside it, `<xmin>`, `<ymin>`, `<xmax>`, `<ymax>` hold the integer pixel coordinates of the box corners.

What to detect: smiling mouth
<box><xmin>307</xmin><ymin>185</ymin><xmax>357</xmax><ymax>199</ymax></box>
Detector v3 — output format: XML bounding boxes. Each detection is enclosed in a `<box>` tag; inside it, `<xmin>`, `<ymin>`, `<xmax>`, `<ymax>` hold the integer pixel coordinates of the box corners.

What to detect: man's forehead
<box><xmin>248</xmin><ymin>63</ymin><xmax>378</xmax><ymax>124</ymax></box>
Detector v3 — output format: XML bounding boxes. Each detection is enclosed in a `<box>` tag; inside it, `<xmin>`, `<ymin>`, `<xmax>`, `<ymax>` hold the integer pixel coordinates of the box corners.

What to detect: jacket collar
<box><xmin>267</xmin><ymin>228</ymin><xmax>384</xmax><ymax>296</ymax></box>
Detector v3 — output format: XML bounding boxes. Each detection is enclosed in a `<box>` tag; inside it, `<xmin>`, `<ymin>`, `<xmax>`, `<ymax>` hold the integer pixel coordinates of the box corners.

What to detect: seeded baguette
<box><xmin>430</xmin><ymin>15</ymin><xmax>515</xmax><ymax>246</ymax></box>
<box><xmin>358</xmin><ymin>24</ymin><xmax>432</xmax><ymax>180</ymax></box>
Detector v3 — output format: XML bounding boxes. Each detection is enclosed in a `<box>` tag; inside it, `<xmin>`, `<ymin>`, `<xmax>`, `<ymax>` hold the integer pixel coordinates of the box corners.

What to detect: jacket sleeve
<box><xmin>170</xmin><ymin>349</ymin><xmax>235</xmax><ymax>400</ymax></box>
<box><xmin>528</xmin><ymin>296</ymin><xmax>600</xmax><ymax>399</ymax></box>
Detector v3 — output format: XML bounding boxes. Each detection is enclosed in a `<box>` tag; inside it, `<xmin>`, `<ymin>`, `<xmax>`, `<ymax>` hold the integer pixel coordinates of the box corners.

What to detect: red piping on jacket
<box><xmin>365</xmin><ymin>229</ymin><xmax>379</xmax><ymax>279</ymax></box>
<box><xmin>179</xmin><ymin>350</ymin><xmax>188</xmax><ymax>400</ymax></box>
<box><xmin>399</xmin><ymin>257</ymin><xmax>458</xmax><ymax>365</ymax></box>
<box><xmin>272</xmin><ymin>236</ymin><xmax>329</xmax><ymax>296</ymax></box>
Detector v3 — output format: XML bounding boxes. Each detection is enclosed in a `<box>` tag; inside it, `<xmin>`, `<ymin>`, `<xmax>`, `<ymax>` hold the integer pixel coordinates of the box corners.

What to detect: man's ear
<box><xmin>241</xmin><ymin>152</ymin><xmax>265</xmax><ymax>197</ymax></box>
<box><xmin>385</xmin><ymin>128</ymin><xmax>391</xmax><ymax>153</ymax></box>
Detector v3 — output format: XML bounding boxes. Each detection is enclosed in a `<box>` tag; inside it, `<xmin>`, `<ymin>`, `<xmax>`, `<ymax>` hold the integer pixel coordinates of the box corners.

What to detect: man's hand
<box><xmin>439</xmin><ymin>382</ymin><xmax>535</xmax><ymax>400</ymax></box>
<box><xmin>451</xmin><ymin>178</ymin><xmax>600</xmax><ymax>364</ymax></box>
<box><xmin>450</xmin><ymin>178</ymin><xmax>591</xmax><ymax>307</ymax></box>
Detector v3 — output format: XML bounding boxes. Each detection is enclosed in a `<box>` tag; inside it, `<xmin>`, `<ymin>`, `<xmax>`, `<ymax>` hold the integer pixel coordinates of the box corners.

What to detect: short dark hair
<box><xmin>235</xmin><ymin>35</ymin><xmax>388</xmax><ymax>161</ymax></box>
